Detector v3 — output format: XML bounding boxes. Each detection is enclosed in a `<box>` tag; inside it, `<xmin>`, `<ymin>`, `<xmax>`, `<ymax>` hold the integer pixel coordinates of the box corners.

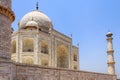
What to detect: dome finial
<box><xmin>36</xmin><ymin>2</ymin><xmax>39</xmax><ymax>10</ymax></box>
<box><xmin>108</xmin><ymin>29</ymin><xmax>110</xmax><ymax>32</ymax></box>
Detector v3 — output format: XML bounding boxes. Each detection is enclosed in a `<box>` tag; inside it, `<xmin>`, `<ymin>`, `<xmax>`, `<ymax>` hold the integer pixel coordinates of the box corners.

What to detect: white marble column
<box><xmin>34</xmin><ymin>33</ymin><xmax>39</xmax><ymax>64</ymax></box>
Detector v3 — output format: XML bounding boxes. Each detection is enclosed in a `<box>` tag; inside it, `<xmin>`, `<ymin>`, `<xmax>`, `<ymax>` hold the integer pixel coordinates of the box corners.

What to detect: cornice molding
<box><xmin>0</xmin><ymin>5</ymin><xmax>15</xmax><ymax>22</ymax></box>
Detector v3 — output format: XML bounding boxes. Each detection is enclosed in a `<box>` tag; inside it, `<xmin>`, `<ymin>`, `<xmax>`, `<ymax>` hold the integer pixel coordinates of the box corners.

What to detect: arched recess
<box><xmin>74</xmin><ymin>65</ymin><xmax>78</xmax><ymax>69</ymax></box>
<box><xmin>57</xmin><ymin>45</ymin><xmax>69</xmax><ymax>68</ymax></box>
<box><xmin>23</xmin><ymin>38</ymin><xmax>34</xmax><ymax>52</ymax></box>
<box><xmin>41</xmin><ymin>59</ymin><xmax>49</xmax><ymax>66</ymax></box>
<box><xmin>40</xmin><ymin>41</ymin><xmax>49</xmax><ymax>54</ymax></box>
<box><xmin>22</xmin><ymin>57</ymin><xmax>33</xmax><ymax>64</ymax></box>
<box><xmin>11</xmin><ymin>40</ymin><xmax>16</xmax><ymax>53</ymax></box>
<box><xmin>74</xmin><ymin>54</ymin><xmax>77</xmax><ymax>61</ymax></box>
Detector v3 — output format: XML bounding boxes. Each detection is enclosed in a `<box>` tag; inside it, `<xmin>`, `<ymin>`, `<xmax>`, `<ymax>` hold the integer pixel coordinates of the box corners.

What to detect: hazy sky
<box><xmin>12</xmin><ymin>0</ymin><xmax>120</xmax><ymax>78</ymax></box>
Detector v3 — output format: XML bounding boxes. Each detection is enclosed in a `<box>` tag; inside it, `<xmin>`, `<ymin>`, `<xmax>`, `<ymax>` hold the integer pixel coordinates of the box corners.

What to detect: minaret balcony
<box><xmin>107</xmin><ymin>62</ymin><xmax>115</xmax><ymax>64</ymax></box>
<box><xmin>107</xmin><ymin>50</ymin><xmax>114</xmax><ymax>53</ymax></box>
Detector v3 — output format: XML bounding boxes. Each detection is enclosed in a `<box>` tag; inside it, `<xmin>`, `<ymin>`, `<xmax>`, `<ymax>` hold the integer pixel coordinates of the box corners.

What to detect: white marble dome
<box><xmin>19</xmin><ymin>10</ymin><xmax>52</xmax><ymax>29</ymax></box>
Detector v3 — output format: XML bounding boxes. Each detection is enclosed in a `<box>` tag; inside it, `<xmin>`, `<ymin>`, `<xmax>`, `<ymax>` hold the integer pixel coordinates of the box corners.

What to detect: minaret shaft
<box><xmin>106</xmin><ymin>32</ymin><xmax>115</xmax><ymax>75</ymax></box>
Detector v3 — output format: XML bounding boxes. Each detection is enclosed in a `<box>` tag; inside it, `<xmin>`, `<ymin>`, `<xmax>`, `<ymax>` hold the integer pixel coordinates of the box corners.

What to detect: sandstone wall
<box><xmin>0</xmin><ymin>0</ymin><xmax>11</xmax><ymax>8</ymax></box>
<box><xmin>0</xmin><ymin>61</ymin><xmax>117</xmax><ymax>80</ymax></box>
<box><xmin>0</xmin><ymin>0</ymin><xmax>15</xmax><ymax>59</ymax></box>
<box><xmin>0</xmin><ymin>61</ymin><xmax>16</xmax><ymax>80</ymax></box>
<box><xmin>0</xmin><ymin>13</ymin><xmax>11</xmax><ymax>59</ymax></box>
<box><xmin>15</xmin><ymin>63</ymin><xmax>116</xmax><ymax>80</ymax></box>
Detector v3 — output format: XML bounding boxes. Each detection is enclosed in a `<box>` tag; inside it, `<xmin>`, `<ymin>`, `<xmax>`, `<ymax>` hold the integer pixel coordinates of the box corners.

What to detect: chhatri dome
<box><xmin>19</xmin><ymin>5</ymin><xmax>52</xmax><ymax>30</ymax></box>
<box><xmin>106</xmin><ymin>31</ymin><xmax>113</xmax><ymax>37</ymax></box>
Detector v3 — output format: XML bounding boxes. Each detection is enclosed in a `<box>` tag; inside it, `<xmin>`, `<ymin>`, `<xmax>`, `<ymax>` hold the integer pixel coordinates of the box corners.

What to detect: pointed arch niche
<box><xmin>12</xmin><ymin>40</ymin><xmax>16</xmax><ymax>53</ymax></box>
<box><xmin>41</xmin><ymin>58</ymin><xmax>49</xmax><ymax>66</ymax></box>
<box><xmin>22</xmin><ymin>57</ymin><xmax>33</xmax><ymax>64</ymax></box>
<box><xmin>40</xmin><ymin>41</ymin><xmax>49</xmax><ymax>54</ymax></box>
<box><xmin>23</xmin><ymin>37</ymin><xmax>34</xmax><ymax>52</ymax></box>
<box><xmin>57</xmin><ymin>45</ymin><xmax>69</xmax><ymax>68</ymax></box>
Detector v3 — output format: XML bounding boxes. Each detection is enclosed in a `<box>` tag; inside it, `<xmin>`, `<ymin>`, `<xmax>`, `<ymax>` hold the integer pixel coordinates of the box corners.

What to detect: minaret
<box><xmin>106</xmin><ymin>32</ymin><xmax>115</xmax><ymax>75</ymax></box>
<box><xmin>0</xmin><ymin>0</ymin><xmax>15</xmax><ymax>60</ymax></box>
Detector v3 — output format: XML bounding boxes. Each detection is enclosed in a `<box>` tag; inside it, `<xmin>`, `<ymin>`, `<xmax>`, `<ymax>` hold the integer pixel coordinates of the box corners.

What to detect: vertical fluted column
<box><xmin>106</xmin><ymin>32</ymin><xmax>115</xmax><ymax>75</ymax></box>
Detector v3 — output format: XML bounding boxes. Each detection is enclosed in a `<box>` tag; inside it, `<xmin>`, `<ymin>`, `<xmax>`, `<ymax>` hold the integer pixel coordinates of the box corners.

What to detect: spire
<box><xmin>36</xmin><ymin>2</ymin><xmax>39</xmax><ymax>10</ymax></box>
<box><xmin>70</xmin><ymin>32</ymin><xmax>72</xmax><ymax>38</ymax></box>
<box><xmin>77</xmin><ymin>43</ymin><xmax>79</xmax><ymax>47</ymax></box>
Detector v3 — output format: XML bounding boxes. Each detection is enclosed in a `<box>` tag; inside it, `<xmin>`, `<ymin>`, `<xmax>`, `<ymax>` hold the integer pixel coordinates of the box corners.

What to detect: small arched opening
<box><xmin>74</xmin><ymin>65</ymin><xmax>78</xmax><ymax>70</ymax></box>
<box><xmin>41</xmin><ymin>59</ymin><xmax>49</xmax><ymax>66</ymax></box>
<box><xmin>23</xmin><ymin>38</ymin><xmax>34</xmax><ymax>52</ymax></box>
<box><xmin>41</xmin><ymin>41</ymin><xmax>49</xmax><ymax>54</ymax></box>
<box><xmin>74</xmin><ymin>54</ymin><xmax>77</xmax><ymax>61</ymax></box>
<box><xmin>22</xmin><ymin>57</ymin><xmax>33</xmax><ymax>64</ymax></box>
